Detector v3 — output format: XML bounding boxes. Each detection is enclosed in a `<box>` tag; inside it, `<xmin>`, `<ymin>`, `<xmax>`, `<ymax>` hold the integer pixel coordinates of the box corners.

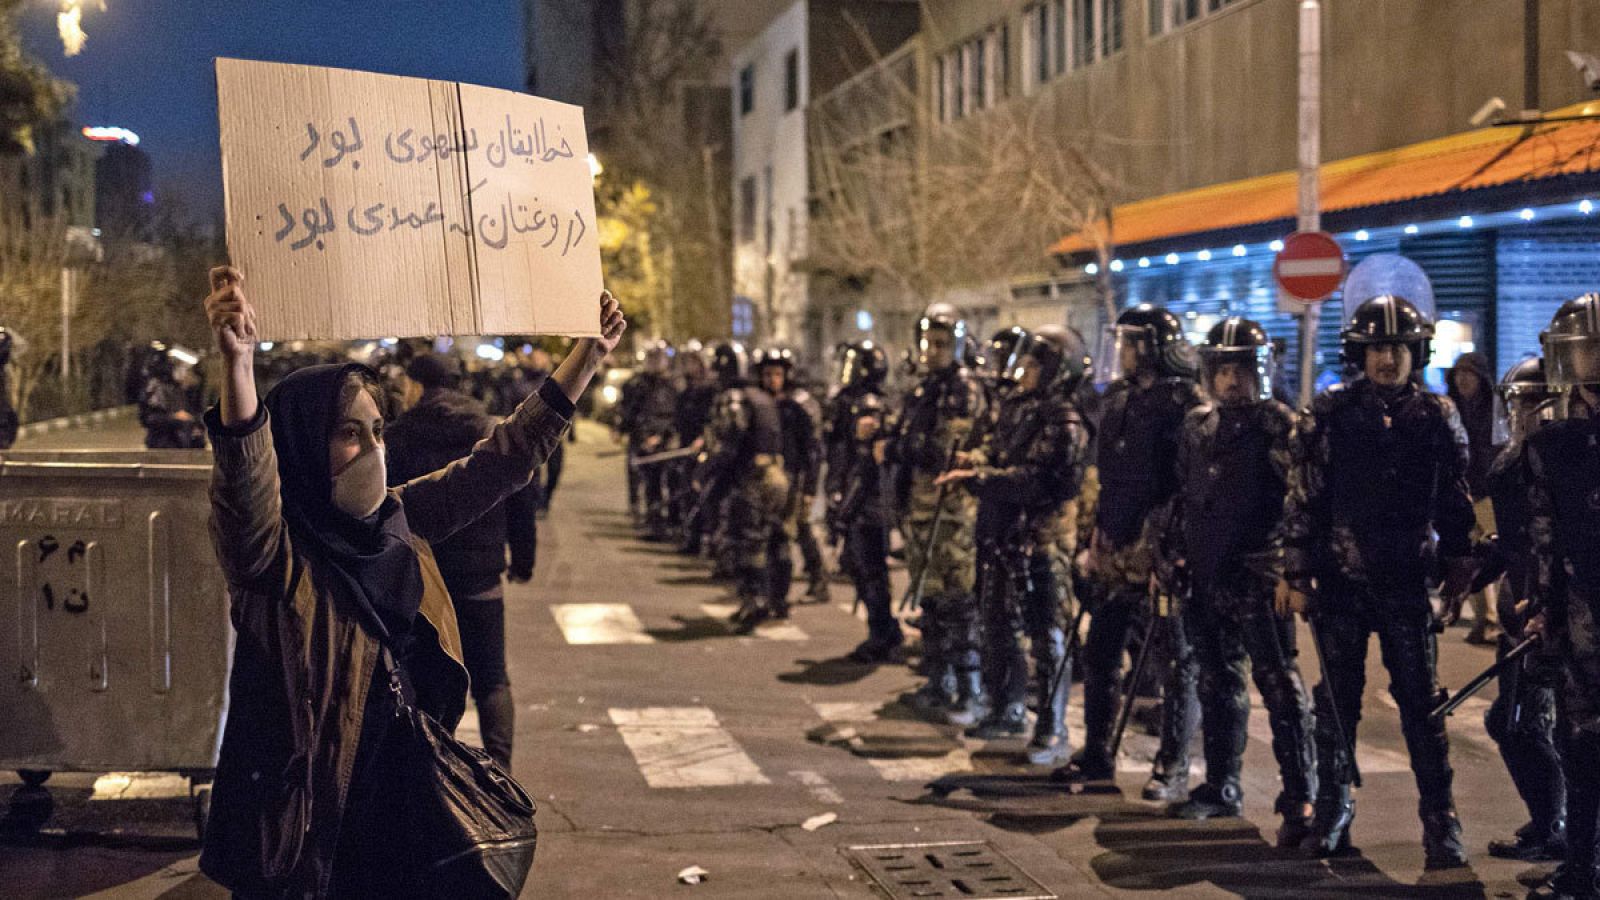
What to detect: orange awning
<box><xmin>1050</xmin><ymin>103</ymin><xmax>1600</xmax><ymax>256</ymax></box>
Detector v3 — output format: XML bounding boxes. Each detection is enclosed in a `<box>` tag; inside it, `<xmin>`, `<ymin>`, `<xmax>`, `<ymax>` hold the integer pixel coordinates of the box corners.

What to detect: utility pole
<box><xmin>1296</xmin><ymin>0</ymin><xmax>1322</xmax><ymax>408</ymax></box>
<box><xmin>1525</xmin><ymin>0</ymin><xmax>1541</xmax><ymax>113</ymax></box>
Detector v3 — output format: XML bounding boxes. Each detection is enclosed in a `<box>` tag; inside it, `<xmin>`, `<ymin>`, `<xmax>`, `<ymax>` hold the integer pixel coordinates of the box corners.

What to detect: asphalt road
<box><xmin>0</xmin><ymin>417</ymin><xmax>1558</xmax><ymax>898</ymax></box>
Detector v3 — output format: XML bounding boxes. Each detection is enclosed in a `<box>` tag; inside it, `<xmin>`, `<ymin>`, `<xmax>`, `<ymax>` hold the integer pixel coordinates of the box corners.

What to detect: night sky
<box><xmin>17</xmin><ymin>1</ymin><xmax>527</xmax><ymax>222</ymax></box>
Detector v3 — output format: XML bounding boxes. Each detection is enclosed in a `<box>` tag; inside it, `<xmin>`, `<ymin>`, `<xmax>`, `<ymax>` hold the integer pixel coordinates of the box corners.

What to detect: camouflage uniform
<box><xmin>703</xmin><ymin>381</ymin><xmax>790</xmax><ymax>618</ymax></box>
<box><xmin>965</xmin><ymin>382</ymin><xmax>1091</xmax><ymax>756</ymax></box>
<box><xmin>888</xmin><ymin>362</ymin><xmax>984</xmax><ymax>705</ymax></box>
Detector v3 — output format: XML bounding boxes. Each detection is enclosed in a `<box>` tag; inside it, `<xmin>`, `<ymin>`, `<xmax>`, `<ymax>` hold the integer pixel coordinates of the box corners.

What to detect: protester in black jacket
<box><xmin>0</xmin><ymin>328</ymin><xmax>17</xmax><ymax>450</ymax></box>
<box><xmin>385</xmin><ymin>353</ymin><xmax>539</xmax><ymax>767</ymax></box>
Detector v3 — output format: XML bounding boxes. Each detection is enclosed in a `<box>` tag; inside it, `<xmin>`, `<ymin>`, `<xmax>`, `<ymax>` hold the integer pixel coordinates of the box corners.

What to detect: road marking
<box><xmin>810</xmin><ymin>701</ymin><xmax>973</xmax><ymax>782</ymax></box>
<box><xmin>551</xmin><ymin>603</ymin><xmax>657</xmax><ymax>644</ymax></box>
<box><xmin>89</xmin><ymin>772</ymin><xmax>191</xmax><ymax>800</ymax></box>
<box><xmin>608</xmin><ymin>706</ymin><xmax>769</xmax><ymax>788</ymax></box>
<box><xmin>789</xmin><ymin>769</ymin><xmax>845</xmax><ymax>804</ymax></box>
<box><xmin>699</xmin><ymin>603</ymin><xmax>808</xmax><ymax>640</ymax></box>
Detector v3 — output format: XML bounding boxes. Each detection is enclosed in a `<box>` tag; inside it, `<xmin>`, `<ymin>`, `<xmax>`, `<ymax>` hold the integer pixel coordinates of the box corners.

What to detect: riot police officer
<box><xmin>1282</xmin><ymin>294</ymin><xmax>1475</xmax><ymax>869</ymax></box>
<box><xmin>138</xmin><ymin>342</ymin><xmax>206</xmax><ymax>449</ymax></box>
<box><xmin>885</xmin><ymin>304</ymin><xmax>986</xmax><ymax>719</ymax></box>
<box><xmin>618</xmin><ymin>341</ymin><xmax>680</xmax><ymax>536</ymax></box>
<box><xmin>832</xmin><ymin>388</ymin><xmax>903</xmax><ymax>662</ymax></box>
<box><xmin>1525</xmin><ymin>293</ymin><xmax>1600</xmax><ymax>899</ymax></box>
<box><xmin>0</xmin><ymin>327</ymin><xmax>17</xmax><ymax>450</ymax></box>
<box><xmin>824</xmin><ymin>341</ymin><xmax>890</xmax><ymax>538</ymax></box>
<box><xmin>702</xmin><ymin>342</ymin><xmax>790</xmax><ymax>632</ymax></box>
<box><xmin>944</xmin><ymin>325</ymin><xmax>1092</xmax><ymax>766</ymax></box>
<box><xmin>1164</xmin><ymin>318</ymin><xmax>1316</xmax><ymax>844</ymax></box>
<box><xmin>674</xmin><ymin>342</ymin><xmax>721</xmax><ymax>550</ymax></box>
<box><xmin>1483</xmin><ymin>356</ymin><xmax>1567</xmax><ymax>864</ymax></box>
<box><xmin>756</xmin><ymin>348</ymin><xmax>828</xmax><ymax>608</ymax></box>
<box><xmin>1055</xmin><ymin>304</ymin><xmax>1202</xmax><ymax>803</ymax></box>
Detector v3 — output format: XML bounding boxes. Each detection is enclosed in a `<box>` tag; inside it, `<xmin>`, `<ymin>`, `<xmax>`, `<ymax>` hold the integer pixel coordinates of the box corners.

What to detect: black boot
<box><xmin>1142</xmin><ymin>771</ymin><xmax>1189</xmax><ymax>804</ymax></box>
<box><xmin>848</xmin><ymin>631</ymin><xmax>903</xmax><ymax>664</ymax></box>
<box><xmin>474</xmin><ymin>683</ymin><xmax>516</xmax><ymax>770</ymax></box>
<box><xmin>1490</xmin><ymin>817</ymin><xmax>1568</xmax><ymax>861</ymax></box>
<box><xmin>946</xmin><ymin>669</ymin><xmax>992</xmax><ymax>728</ymax></box>
<box><xmin>904</xmin><ymin>665</ymin><xmax>958</xmax><ymax>715</ymax></box>
<box><xmin>966</xmin><ymin>699</ymin><xmax>1027</xmax><ymax>738</ymax></box>
<box><xmin>1302</xmin><ymin>782</ymin><xmax>1356</xmax><ymax>858</ymax></box>
<box><xmin>1421</xmin><ymin>808</ymin><xmax>1469</xmax><ymax>871</ymax></box>
<box><xmin>1051</xmin><ymin>749</ymin><xmax>1115</xmax><ymax>785</ymax></box>
<box><xmin>1274</xmin><ymin>792</ymin><xmax>1315</xmax><ymax>850</ymax></box>
<box><xmin>1528</xmin><ymin>864</ymin><xmax>1600</xmax><ymax>900</ymax></box>
<box><xmin>1169</xmin><ymin>780</ymin><xmax>1243</xmax><ymax>820</ymax></box>
<box><xmin>1026</xmin><ymin>629</ymin><xmax>1071</xmax><ymax>766</ymax></box>
<box><xmin>806</xmin><ymin>577</ymin><xmax>832</xmax><ymax>604</ymax></box>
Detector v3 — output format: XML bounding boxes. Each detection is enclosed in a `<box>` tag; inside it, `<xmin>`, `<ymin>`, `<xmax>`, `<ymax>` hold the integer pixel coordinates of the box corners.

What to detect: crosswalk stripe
<box><xmin>789</xmin><ymin>769</ymin><xmax>845</xmax><ymax>804</ymax></box>
<box><xmin>699</xmin><ymin>603</ymin><xmax>809</xmax><ymax>641</ymax></box>
<box><xmin>88</xmin><ymin>772</ymin><xmax>191</xmax><ymax>801</ymax></box>
<box><xmin>810</xmin><ymin>701</ymin><xmax>974</xmax><ymax>781</ymax></box>
<box><xmin>608</xmin><ymin>706</ymin><xmax>769</xmax><ymax>788</ymax></box>
<box><xmin>551</xmin><ymin>603</ymin><xmax>657</xmax><ymax>645</ymax></box>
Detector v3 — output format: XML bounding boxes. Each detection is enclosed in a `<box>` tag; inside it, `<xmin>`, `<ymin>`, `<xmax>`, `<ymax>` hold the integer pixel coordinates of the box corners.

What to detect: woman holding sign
<box><xmin>197</xmin><ymin>265</ymin><xmax>624</xmax><ymax>897</ymax></box>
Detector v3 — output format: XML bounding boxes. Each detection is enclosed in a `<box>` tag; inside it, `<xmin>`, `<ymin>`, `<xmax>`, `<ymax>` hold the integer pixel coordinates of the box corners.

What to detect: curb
<box><xmin>15</xmin><ymin>405</ymin><xmax>136</xmax><ymax>441</ymax></box>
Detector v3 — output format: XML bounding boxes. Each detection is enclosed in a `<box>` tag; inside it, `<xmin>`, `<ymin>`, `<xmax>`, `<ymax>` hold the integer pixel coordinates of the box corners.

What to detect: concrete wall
<box><xmin>922</xmin><ymin>0</ymin><xmax>1600</xmax><ymax>205</ymax></box>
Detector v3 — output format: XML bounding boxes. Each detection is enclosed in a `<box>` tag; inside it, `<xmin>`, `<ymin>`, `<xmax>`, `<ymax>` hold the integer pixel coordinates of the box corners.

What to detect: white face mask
<box><xmin>332</xmin><ymin>445</ymin><xmax>388</xmax><ymax>519</ymax></box>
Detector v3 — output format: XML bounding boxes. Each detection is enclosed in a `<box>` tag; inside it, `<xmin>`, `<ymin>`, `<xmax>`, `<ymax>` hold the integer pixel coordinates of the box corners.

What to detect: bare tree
<box><xmin>807</xmin><ymin>21</ymin><xmax>1120</xmax><ymax>325</ymax></box>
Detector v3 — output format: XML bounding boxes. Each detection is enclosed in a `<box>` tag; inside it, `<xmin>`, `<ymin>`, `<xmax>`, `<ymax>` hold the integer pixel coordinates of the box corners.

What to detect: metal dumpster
<box><xmin>0</xmin><ymin>448</ymin><xmax>230</xmax><ymax>834</ymax></box>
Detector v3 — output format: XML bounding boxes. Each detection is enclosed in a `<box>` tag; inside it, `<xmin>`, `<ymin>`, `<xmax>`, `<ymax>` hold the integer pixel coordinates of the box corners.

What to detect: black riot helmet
<box><xmin>1340</xmin><ymin>294</ymin><xmax>1433</xmax><ymax>374</ymax></box>
<box><xmin>1541</xmin><ymin>292</ymin><xmax>1600</xmax><ymax>398</ymax></box>
<box><xmin>753</xmin><ymin>346</ymin><xmax>794</xmax><ymax>391</ymax></box>
<box><xmin>142</xmin><ymin>341</ymin><xmax>175</xmax><ymax>380</ymax></box>
<box><xmin>1200</xmin><ymin>316</ymin><xmax>1274</xmax><ymax>404</ymax></box>
<box><xmin>1006</xmin><ymin>324</ymin><xmax>1091</xmax><ymax>394</ymax></box>
<box><xmin>979</xmin><ymin>326</ymin><xmax>1028</xmax><ymax>385</ymax></box>
<box><xmin>1496</xmin><ymin>356</ymin><xmax>1561</xmax><ymax>444</ymax></box>
<box><xmin>1106</xmin><ymin>303</ymin><xmax>1196</xmax><ymax>381</ymax></box>
<box><xmin>641</xmin><ymin>339</ymin><xmax>674</xmax><ymax>375</ymax></box>
<box><xmin>915</xmin><ymin>302</ymin><xmax>969</xmax><ymax>370</ymax></box>
<box><xmin>711</xmin><ymin>341</ymin><xmax>751</xmax><ymax>384</ymax></box>
<box><xmin>835</xmin><ymin>340</ymin><xmax>888</xmax><ymax>390</ymax></box>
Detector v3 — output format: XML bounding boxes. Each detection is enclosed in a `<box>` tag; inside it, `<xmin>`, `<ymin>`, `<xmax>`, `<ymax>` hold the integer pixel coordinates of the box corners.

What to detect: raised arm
<box><xmin>201</xmin><ymin>267</ymin><xmax>289</xmax><ymax>598</ymax></box>
<box><xmin>398</xmin><ymin>292</ymin><xmax>625</xmax><ymax>544</ymax></box>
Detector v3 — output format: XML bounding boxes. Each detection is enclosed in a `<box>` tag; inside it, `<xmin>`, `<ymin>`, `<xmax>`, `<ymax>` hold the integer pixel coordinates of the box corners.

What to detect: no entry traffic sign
<box><xmin>1273</xmin><ymin>231</ymin><xmax>1346</xmax><ymax>302</ymax></box>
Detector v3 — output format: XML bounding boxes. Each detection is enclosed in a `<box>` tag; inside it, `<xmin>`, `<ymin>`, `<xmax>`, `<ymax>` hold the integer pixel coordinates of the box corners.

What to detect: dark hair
<box><xmin>337</xmin><ymin>371</ymin><xmax>385</xmax><ymax>424</ymax></box>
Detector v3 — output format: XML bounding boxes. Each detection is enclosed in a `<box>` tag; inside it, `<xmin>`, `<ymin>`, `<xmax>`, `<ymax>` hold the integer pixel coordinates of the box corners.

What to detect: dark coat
<box><xmin>200</xmin><ymin>379</ymin><xmax>572</xmax><ymax>897</ymax></box>
<box><xmin>1446</xmin><ymin>351</ymin><xmax>1497</xmax><ymax>497</ymax></box>
<box><xmin>385</xmin><ymin>387</ymin><xmax>540</xmax><ymax>592</ymax></box>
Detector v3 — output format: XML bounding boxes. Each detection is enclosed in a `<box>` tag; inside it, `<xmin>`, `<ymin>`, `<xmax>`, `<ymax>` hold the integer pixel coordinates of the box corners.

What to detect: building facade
<box><xmin>728</xmin><ymin>0</ymin><xmax>920</xmax><ymax>362</ymax></box>
<box><xmin>899</xmin><ymin>0</ymin><xmax>1600</xmax><ymax>391</ymax></box>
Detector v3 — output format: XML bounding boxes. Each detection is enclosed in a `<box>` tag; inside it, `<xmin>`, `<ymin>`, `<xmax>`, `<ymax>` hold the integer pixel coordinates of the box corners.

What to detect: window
<box><xmin>783</xmin><ymin>50</ymin><xmax>799</xmax><ymax>112</ymax></box>
<box><xmin>738</xmin><ymin>175</ymin><xmax>756</xmax><ymax>242</ymax></box>
<box><xmin>1053</xmin><ymin>0</ymin><xmax>1068</xmax><ymax>74</ymax></box>
<box><xmin>936</xmin><ymin>55</ymin><xmax>948</xmax><ymax>120</ymax></box>
<box><xmin>738</xmin><ymin>64</ymin><xmax>754</xmax><ymax>116</ymax></box>
<box><xmin>1151</xmin><ymin>0</ymin><xmax>1237</xmax><ymax>35</ymax></box>
<box><xmin>968</xmin><ymin>40</ymin><xmax>985</xmax><ymax>112</ymax></box>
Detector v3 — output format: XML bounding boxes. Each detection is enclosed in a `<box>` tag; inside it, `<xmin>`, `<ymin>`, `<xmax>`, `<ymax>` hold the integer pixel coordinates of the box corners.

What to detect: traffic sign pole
<box><xmin>1296</xmin><ymin>0</ymin><xmax>1322</xmax><ymax>409</ymax></box>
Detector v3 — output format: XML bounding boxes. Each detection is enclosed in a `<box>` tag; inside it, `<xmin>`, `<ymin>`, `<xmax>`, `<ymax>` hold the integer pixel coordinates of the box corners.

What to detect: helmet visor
<box><xmin>1545</xmin><ymin>333</ymin><xmax>1600</xmax><ymax>392</ymax></box>
<box><xmin>1200</xmin><ymin>345</ymin><xmax>1273</xmax><ymax>404</ymax></box>
<box><xmin>1098</xmin><ymin>324</ymin><xmax>1156</xmax><ymax>384</ymax></box>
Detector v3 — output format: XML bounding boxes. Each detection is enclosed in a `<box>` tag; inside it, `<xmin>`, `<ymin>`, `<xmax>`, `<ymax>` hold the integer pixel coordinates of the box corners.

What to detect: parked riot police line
<box><xmin>614</xmin><ymin>292</ymin><xmax>1600</xmax><ymax>897</ymax></box>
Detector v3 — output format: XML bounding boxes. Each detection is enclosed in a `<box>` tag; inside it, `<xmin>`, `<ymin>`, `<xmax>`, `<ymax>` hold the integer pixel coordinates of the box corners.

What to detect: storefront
<box><xmin>1038</xmin><ymin>103</ymin><xmax>1600</xmax><ymax>395</ymax></box>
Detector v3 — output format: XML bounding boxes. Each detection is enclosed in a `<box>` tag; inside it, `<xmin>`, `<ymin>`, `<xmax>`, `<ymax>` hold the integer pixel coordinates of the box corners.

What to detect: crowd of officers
<box><xmin>619</xmin><ymin>290</ymin><xmax>1600</xmax><ymax>899</ymax></box>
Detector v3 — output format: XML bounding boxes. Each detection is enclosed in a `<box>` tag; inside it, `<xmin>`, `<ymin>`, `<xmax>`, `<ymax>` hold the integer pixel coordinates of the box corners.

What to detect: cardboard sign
<box><xmin>216</xmin><ymin>58</ymin><xmax>601</xmax><ymax>341</ymax></box>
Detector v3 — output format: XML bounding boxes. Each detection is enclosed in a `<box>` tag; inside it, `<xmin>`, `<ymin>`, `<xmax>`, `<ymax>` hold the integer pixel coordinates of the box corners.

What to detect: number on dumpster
<box><xmin>34</xmin><ymin>534</ymin><xmax>91</xmax><ymax>615</ymax></box>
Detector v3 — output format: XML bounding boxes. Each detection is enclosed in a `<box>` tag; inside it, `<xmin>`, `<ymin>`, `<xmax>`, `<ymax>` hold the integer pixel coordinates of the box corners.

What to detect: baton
<box><xmin>1430</xmin><ymin>635</ymin><xmax>1540</xmax><ymax>725</ymax></box>
<box><xmin>629</xmin><ymin>446</ymin><xmax>700</xmax><ymax>469</ymax></box>
<box><xmin>1306</xmin><ymin>614</ymin><xmax>1362</xmax><ymax>788</ymax></box>
<box><xmin>1108</xmin><ymin>593</ymin><xmax>1160</xmax><ymax>765</ymax></box>
<box><xmin>900</xmin><ymin>441</ymin><xmax>963</xmax><ymax>613</ymax></box>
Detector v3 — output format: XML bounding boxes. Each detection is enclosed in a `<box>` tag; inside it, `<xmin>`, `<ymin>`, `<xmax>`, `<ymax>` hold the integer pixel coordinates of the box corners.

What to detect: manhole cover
<box><xmin>845</xmin><ymin>840</ymin><xmax>1056</xmax><ymax>899</ymax></box>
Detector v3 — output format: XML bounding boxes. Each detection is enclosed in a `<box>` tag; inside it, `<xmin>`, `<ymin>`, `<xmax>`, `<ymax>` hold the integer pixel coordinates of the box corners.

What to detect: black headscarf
<box><xmin>264</xmin><ymin>363</ymin><xmax>423</xmax><ymax>643</ymax></box>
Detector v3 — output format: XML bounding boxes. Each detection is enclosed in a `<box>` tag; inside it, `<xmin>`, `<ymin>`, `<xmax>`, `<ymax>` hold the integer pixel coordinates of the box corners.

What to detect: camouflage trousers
<box><xmin>719</xmin><ymin>460</ymin><xmax>791</xmax><ymax>607</ymax></box>
<box><xmin>903</xmin><ymin>484</ymin><xmax>977</xmax><ymax>672</ymax></box>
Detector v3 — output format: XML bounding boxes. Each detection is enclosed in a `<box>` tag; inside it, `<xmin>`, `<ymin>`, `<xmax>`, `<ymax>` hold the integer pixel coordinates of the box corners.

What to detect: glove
<box><xmin>1437</xmin><ymin>557</ymin><xmax>1476</xmax><ymax>627</ymax></box>
<box><xmin>508</xmin><ymin>569</ymin><xmax>533</xmax><ymax>585</ymax></box>
<box><xmin>1275</xmin><ymin>579</ymin><xmax>1312</xmax><ymax>618</ymax></box>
